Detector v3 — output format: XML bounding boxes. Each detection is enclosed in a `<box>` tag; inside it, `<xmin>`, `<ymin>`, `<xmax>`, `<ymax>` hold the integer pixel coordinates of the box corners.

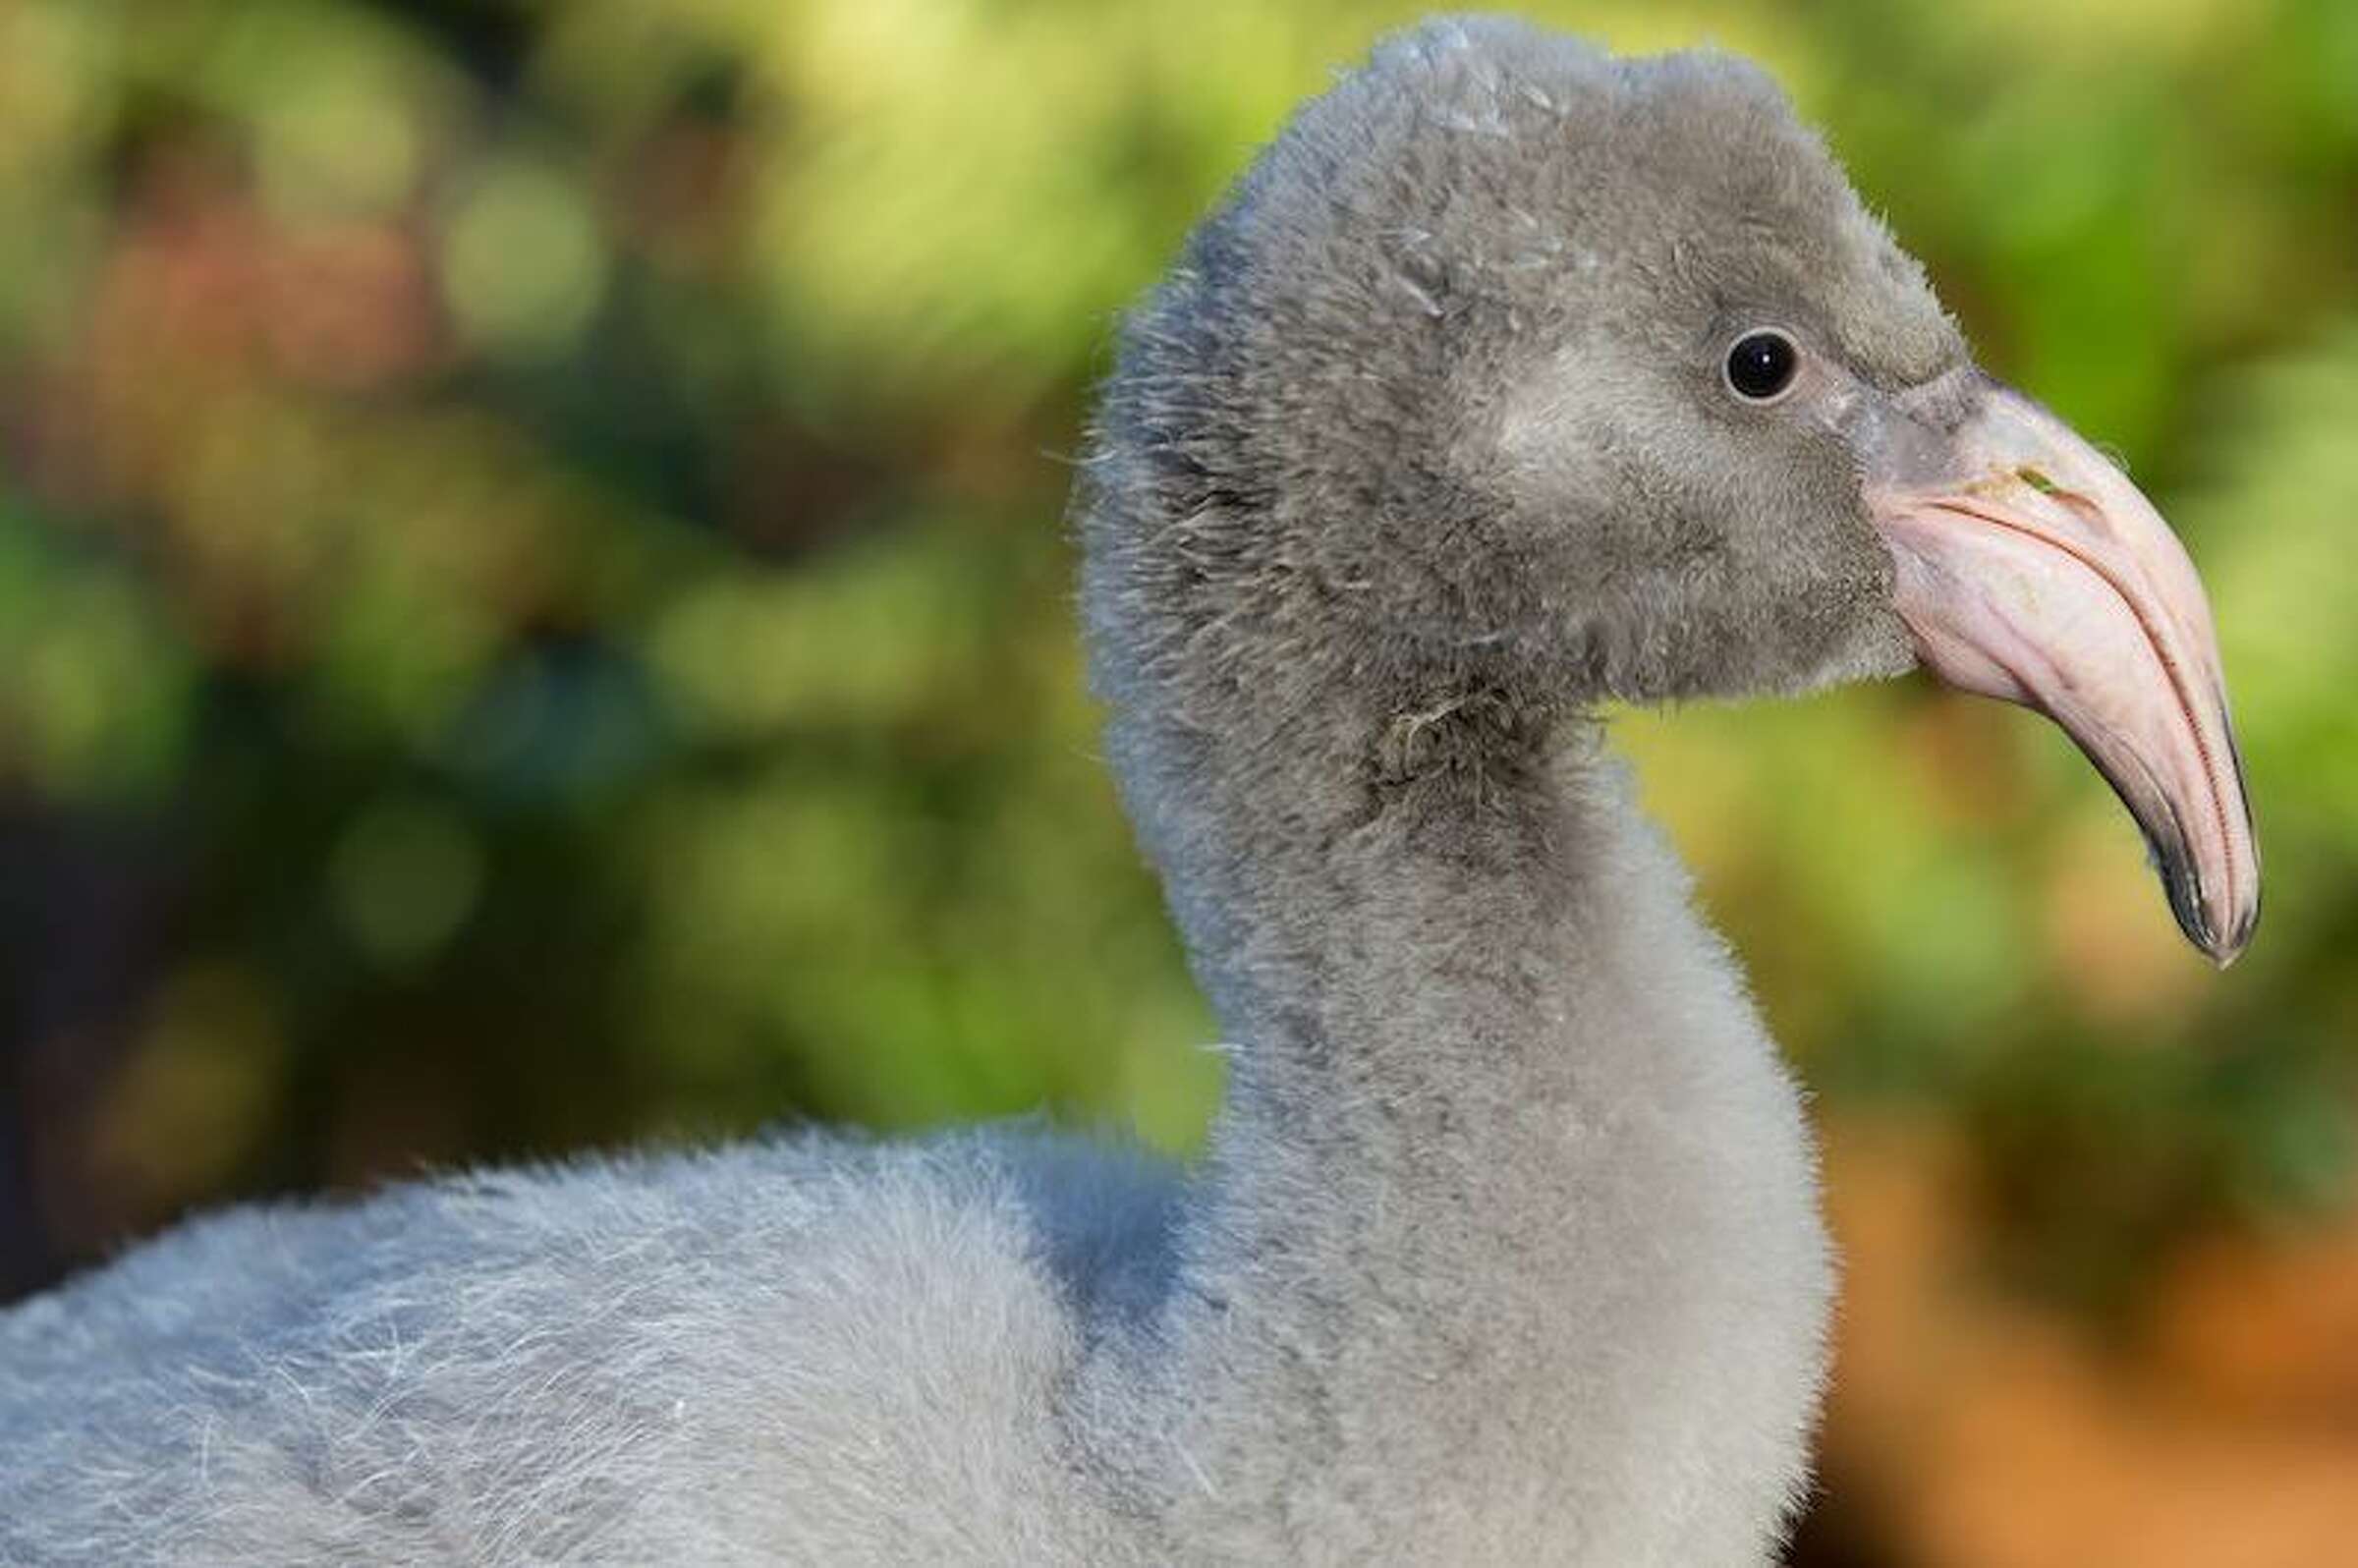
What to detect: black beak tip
<box><xmin>2152</xmin><ymin>835</ymin><xmax>2257</xmax><ymax>969</ymax></box>
<box><xmin>2159</xmin><ymin>855</ymin><xmax>2258</xmax><ymax>969</ymax></box>
<box><xmin>2209</xmin><ymin>891</ymin><xmax>2261</xmax><ymax>970</ymax></box>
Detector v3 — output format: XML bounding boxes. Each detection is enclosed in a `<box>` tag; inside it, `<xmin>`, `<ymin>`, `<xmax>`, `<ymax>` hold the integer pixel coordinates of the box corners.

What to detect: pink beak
<box><xmin>1866</xmin><ymin>378</ymin><xmax>2259</xmax><ymax>966</ymax></box>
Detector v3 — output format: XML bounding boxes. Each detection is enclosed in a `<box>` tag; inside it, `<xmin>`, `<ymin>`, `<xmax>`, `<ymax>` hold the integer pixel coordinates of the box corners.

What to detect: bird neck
<box><xmin>1177</xmin><ymin>709</ymin><xmax>1677</xmax><ymax>1302</ymax></box>
<box><xmin>1104</xmin><ymin>703</ymin><xmax>1831</xmax><ymax>1555</ymax></box>
<box><xmin>1191</xmin><ymin>708</ymin><xmax>1610</xmax><ymax>1200</ymax></box>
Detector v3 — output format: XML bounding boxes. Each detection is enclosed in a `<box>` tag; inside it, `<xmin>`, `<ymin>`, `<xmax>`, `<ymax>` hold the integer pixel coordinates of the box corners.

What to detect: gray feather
<box><xmin>2</xmin><ymin>17</ymin><xmax>1973</xmax><ymax>1565</ymax></box>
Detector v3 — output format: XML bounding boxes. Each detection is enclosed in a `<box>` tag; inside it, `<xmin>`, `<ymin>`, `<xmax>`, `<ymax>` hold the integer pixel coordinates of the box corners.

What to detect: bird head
<box><xmin>1085</xmin><ymin>17</ymin><xmax>2257</xmax><ymax>962</ymax></box>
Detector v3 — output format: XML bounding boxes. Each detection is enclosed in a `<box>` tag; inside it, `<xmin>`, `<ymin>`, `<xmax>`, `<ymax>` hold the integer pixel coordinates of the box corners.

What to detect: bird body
<box><xmin>0</xmin><ymin>759</ymin><xmax>1821</xmax><ymax>1567</ymax></box>
<box><xmin>0</xmin><ymin>17</ymin><xmax>2256</xmax><ymax>1566</ymax></box>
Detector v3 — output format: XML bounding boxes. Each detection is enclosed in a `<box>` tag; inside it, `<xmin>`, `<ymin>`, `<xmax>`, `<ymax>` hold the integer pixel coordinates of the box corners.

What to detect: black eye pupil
<box><xmin>1725</xmin><ymin>331</ymin><xmax>1798</xmax><ymax>400</ymax></box>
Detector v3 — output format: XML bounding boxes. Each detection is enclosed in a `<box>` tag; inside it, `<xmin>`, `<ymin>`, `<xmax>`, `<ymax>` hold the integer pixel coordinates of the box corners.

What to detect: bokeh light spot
<box><xmin>330</xmin><ymin>798</ymin><xmax>485</xmax><ymax>966</ymax></box>
<box><xmin>442</xmin><ymin>160</ymin><xmax>608</xmax><ymax>358</ymax></box>
<box><xmin>87</xmin><ymin>965</ymin><xmax>286</xmax><ymax>1216</ymax></box>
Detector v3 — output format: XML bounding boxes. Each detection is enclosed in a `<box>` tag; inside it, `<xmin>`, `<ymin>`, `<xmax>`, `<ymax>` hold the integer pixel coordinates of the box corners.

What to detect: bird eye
<box><xmin>1723</xmin><ymin>330</ymin><xmax>1800</xmax><ymax>402</ymax></box>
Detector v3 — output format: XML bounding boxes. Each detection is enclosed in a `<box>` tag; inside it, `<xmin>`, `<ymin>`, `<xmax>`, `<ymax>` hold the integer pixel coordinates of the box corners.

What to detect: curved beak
<box><xmin>1863</xmin><ymin>374</ymin><xmax>2259</xmax><ymax>966</ymax></box>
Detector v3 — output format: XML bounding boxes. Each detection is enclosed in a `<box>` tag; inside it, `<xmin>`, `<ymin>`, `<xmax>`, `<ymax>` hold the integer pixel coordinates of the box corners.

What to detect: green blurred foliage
<box><xmin>0</xmin><ymin>0</ymin><xmax>2349</xmax><ymax>1330</ymax></box>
